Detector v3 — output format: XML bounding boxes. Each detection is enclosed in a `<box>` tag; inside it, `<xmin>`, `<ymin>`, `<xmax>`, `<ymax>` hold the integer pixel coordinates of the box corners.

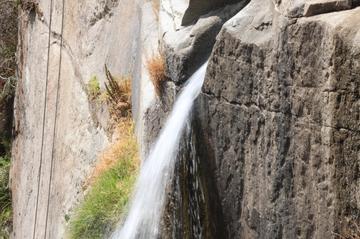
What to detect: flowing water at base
<box><xmin>111</xmin><ymin>62</ymin><xmax>209</xmax><ymax>239</ymax></box>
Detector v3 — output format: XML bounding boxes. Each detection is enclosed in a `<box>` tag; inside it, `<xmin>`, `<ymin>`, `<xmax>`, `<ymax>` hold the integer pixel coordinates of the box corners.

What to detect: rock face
<box><xmin>193</xmin><ymin>0</ymin><xmax>360</xmax><ymax>238</ymax></box>
<box><xmin>160</xmin><ymin>0</ymin><xmax>249</xmax><ymax>84</ymax></box>
<box><xmin>11</xmin><ymin>0</ymin><xmax>360</xmax><ymax>238</ymax></box>
<box><xmin>11</xmin><ymin>0</ymin><xmax>147</xmax><ymax>238</ymax></box>
<box><xmin>139</xmin><ymin>0</ymin><xmax>360</xmax><ymax>238</ymax></box>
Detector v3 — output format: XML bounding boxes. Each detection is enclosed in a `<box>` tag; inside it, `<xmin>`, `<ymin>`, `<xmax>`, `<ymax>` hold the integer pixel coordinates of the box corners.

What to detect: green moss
<box><xmin>69</xmin><ymin>126</ymin><xmax>138</xmax><ymax>239</ymax></box>
<box><xmin>87</xmin><ymin>76</ymin><xmax>101</xmax><ymax>100</ymax></box>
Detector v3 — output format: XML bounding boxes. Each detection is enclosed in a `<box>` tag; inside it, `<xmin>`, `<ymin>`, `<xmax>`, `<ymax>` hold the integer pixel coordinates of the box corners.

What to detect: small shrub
<box><xmin>87</xmin><ymin>75</ymin><xmax>101</xmax><ymax>100</ymax></box>
<box><xmin>69</xmin><ymin>120</ymin><xmax>139</xmax><ymax>239</ymax></box>
<box><xmin>104</xmin><ymin>65</ymin><xmax>132</xmax><ymax>119</ymax></box>
<box><xmin>146</xmin><ymin>54</ymin><xmax>167</xmax><ymax>97</ymax></box>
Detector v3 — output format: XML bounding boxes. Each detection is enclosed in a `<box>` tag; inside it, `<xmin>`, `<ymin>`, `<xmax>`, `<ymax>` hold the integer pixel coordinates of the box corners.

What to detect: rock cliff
<box><xmin>195</xmin><ymin>0</ymin><xmax>360</xmax><ymax>238</ymax></box>
<box><xmin>152</xmin><ymin>0</ymin><xmax>360</xmax><ymax>238</ymax></box>
<box><xmin>10</xmin><ymin>0</ymin><xmax>360</xmax><ymax>238</ymax></box>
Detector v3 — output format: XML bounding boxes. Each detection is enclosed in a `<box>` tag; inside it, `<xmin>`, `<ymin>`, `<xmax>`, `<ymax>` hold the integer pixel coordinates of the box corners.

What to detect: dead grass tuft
<box><xmin>105</xmin><ymin>65</ymin><xmax>132</xmax><ymax>120</ymax></box>
<box><xmin>333</xmin><ymin>222</ymin><xmax>360</xmax><ymax>239</ymax></box>
<box><xmin>87</xmin><ymin>119</ymin><xmax>139</xmax><ymax>186</ymax></box>
<box><xmin>70</xmin><ymin>117</ymin><xmax>139</xmax><ymax>238</ymax></box>
<box><xmin>151</xmin><ymin>0</ymin><xmax>160</xmax><ymax>20</ymax></box>
<box><xmin>146</xmin><ymin>54</ymin><xmax>167</xmax><ymax>97</ymax></box>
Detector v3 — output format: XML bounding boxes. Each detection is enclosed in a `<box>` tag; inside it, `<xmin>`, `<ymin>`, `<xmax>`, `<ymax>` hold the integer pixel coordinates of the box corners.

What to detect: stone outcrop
<box><xmin>192</xmin><ymin>0</ymin><xmax>360</xmax><ymax>238</ymax></box>
<box><xmin>142</xmin><ymin>0</ymin><xmax>360</xmax><ymax>238</ymax></box>
<box><xmin>160</xmin><ymin>0</ymin><xmax>249</xmax><ymax>84</ymax></box>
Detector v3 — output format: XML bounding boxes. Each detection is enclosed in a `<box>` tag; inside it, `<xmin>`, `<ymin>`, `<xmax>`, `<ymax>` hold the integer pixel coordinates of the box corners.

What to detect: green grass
<box><xmin>0</xmin><ymin>155</ymin><xmax>12</xmax><ymax>239</ymax></box>
<box><xmin>69</xmin><ymin>122</ymin><xmax>139</xmax><ymax>239</ymax></box>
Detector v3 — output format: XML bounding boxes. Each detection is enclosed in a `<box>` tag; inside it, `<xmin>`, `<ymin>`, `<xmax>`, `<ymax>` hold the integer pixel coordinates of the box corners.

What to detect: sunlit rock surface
<box><xmin>12</xmin><ymin>0</ymin><xmax>360</xmax><ymax>238</ymax></box>
<box><xmin>195</xmin><ymin>0</ymin><xmax>360</xmax><ymax>238</ymax></box>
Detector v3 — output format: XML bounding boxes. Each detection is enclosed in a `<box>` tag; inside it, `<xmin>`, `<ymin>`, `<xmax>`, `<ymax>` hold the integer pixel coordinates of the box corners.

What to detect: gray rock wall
<box><xmin>194</xmin><ymin>0</ymin><xmax>360</xmax><ymax>238</ymax></box>
<box><xmin>11</xmin><ymin>0</ymin><xmax>360</xmax><ymax>238</ymax></box>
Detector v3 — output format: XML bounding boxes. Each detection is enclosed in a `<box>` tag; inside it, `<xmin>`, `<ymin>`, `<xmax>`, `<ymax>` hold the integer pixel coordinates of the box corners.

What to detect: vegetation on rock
<box><xmin>104</xmin><ymin>65</ymin><xmax>132</xmax><ymax>120</ymax></box>
<box><xmin>0</xmin><ymin>155</ymin><xmax>12</xmax><ymax>239</ymax></box>
<box><xmin>69</xmin><ymin>68</ymin><xmax>138</xmax><ymax>239</ymax></box>
<box><xmin>87</xmin><ymin>75</ymin><xmax>101</xmax><ymax>100</ymax></box>
<box><xmin>68</xmin><ymin>121</ymin><xmax>139</xmax><ymax>239</ymax></box>
<box><xmin>334</xmin><ymin>223</ymin><xmax>360</xmax><ymax>239</ymax></box>
<box><xmin>0</xmin><ymin>0</ymin><xmax>17</xmax><ymax>237</ymax></box>
<box><xmin>147</xmin><ymin>54</ymin><xmax>167</xmax><ymax>97</ymax></box>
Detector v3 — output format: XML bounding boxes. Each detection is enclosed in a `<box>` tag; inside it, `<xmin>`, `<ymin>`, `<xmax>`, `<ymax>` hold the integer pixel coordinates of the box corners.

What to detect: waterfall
<box><xmin>111</xmin><ymin>62</ymin><xmax>209</xmax><ymax>239</ymax></box>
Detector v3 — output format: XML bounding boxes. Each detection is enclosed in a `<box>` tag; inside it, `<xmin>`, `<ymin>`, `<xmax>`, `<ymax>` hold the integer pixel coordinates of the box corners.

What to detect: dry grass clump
<box><xmin>69</xmin><ymin>65</ymin><xmax>138</xmax><ymax>238</ymax></box>
<box><xmin>69</xmin><ymin>126</ymin><xmax>139</xmax><ymax>239</ymax></box>
<box><xmin>105</xmin><ymin>65</ymin><xmax>132</xmax><ymax>120</ymax></box>
<box><xmin>333</xmin><ymin>222</ymin><xmax>360</xmax><ymax>239</ymax></box>
<box><xmin>146</xmin><ymin>54</ymin><xmax>167</xmax><ymax>97</ymax></box>
<box><xmin>87</xmin><ymin>119</ymin><xmax>138</xmax><ymax>185</ymax></box>
<box><xmin>69</xmin><ymin>116</ymin><xmax>138</xmax><ymax>239</ymax></box>
<box><xmin>151</xmin><ymin>0</ymin><xmax>160</xmax><ymax>20</ymax></box>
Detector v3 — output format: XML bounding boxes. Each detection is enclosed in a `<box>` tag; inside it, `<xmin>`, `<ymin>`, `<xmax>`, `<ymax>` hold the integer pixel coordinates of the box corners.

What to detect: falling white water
<box><xmin>111</xmin><ymin>62</ymin><xmax>209</xmax><ymax>239</ymax></box>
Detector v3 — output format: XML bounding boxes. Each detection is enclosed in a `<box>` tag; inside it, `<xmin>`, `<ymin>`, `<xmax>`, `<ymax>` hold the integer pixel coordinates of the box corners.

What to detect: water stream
<box><xmin>111</xmin><ymin>62</ymin><xmax>209</xmax><ymax>239</ymax></box>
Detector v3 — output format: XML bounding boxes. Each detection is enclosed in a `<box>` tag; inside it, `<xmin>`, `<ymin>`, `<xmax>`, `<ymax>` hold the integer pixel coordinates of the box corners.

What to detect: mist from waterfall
<box><xmin>111</xmin><ymin>62</ymin><xmax>209</xmax><ymax>239</ymax></box>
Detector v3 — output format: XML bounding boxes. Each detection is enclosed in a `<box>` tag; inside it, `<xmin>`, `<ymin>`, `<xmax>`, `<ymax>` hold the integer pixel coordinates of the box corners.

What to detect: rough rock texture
<box><xmin>142</xmin><ymin>2</ymin><xmax>252</xmax><ymax>238</ymax></box>
<box><xmin>160</xmin><ymin>0</ymin><xmax>249</xmax><ymax>84</ymax></box>
<box><xmin>132</xmin><ymin>1</ymin><xmax>157</xmax><ymax>158</ymax></box>
<box><xmin>182</xmin><ymin>0</ymin><xmax>246</xmax><ymax>25</ymax></box>
<box><xmin>12</xmin><ymin>0</ymin><xmax>360</xmax><ymax>238</ymax></box>
<box><xmin>11</xmin><ymin>0</ymin><xmax>144</xmax><ymax>238</ymax></box>
<box><xmin>193</xmin><ymin>0</ymin><xmax>360</xmax><ymax>238</ymax></box>
<box><xmin>274</xmin><ymin>0</ymin><xmax>360</xmax><ymax>17</ymax></box>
